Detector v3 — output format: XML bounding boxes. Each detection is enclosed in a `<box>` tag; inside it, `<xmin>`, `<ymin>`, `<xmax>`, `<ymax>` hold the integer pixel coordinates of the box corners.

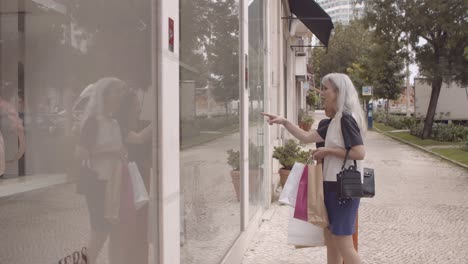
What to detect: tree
<box><xmin>365</xmin><ymin>0</ymin><xmax>468</xmax><ymax>138</ymax></box>
<box><xmin>366</xmin><ymin>38</ymin><xmax>405</xmax><ymax>112</ymax></box>
<box><xmin>209</xmin><ymin>0</ymin><xmax>240</xmax><ymax>113</ymax></box>
<box><xmin>179</xmin><ymin>0</ymin><xmax>240</xmax><ymax>115</ymax></box>
<box><xmin>64</xmin><ymin>0</ymin><xmax>152</xmax><ymax>89</ymax></box>
<box><xmin>312</xmin><ymin>20</ymin><xmax>372</xmax><ymax>89</ymax></box>
<box><xmin>180</xmin><ymin>0</ymin><xmax>211</xmax><ymax>87</ymax></box>
<box><xmin>312</xmin><ymin>19</ymin><xmax>404</xmax><ymax>106</ymax></box>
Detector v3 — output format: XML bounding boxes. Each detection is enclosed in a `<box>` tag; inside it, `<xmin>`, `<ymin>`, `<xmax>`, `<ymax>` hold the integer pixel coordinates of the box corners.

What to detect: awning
<box><xmin>287</xmin><ymin>0</ymin><xmax>334</xmax><ymax>47</ymax></box>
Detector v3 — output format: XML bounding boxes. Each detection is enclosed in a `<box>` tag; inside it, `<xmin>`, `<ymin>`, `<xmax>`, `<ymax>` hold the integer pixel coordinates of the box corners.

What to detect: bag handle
<box><xmin>341</xmin><ymin>148</ymin><xmax>357</xmax><ymax>170</ymax></box>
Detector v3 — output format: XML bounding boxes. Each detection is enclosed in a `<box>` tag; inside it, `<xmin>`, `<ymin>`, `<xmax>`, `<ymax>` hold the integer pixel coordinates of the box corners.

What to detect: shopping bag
<box><xmin>307</xmin><ymin>163</ymin><xmax>329</xmax><ymax>228</ymax></box>
<box><xmin>287</xmin><ymin>207</ymin><xmax>325</xmax><ymax>247</ymax></box>
<box><xmin>128</xmin><ymin>161</ymin><xmax>149</xmax><ymax>210</ymax></box>
<box><xmin>293</xmin><ymin>165</ymin><xmax>308</xmax><ymax>221</ymax></box>
<box><xmin>279</xmin><ymin>162</ymin><xmax>305</xmax><ymax>207</ymax></box>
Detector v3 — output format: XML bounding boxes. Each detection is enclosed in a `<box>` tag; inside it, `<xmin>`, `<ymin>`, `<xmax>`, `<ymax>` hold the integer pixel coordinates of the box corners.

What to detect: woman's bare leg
<box><xmin>325</xmin><ymin>228</ymin><xmax>343</xmax><ymax>264</ymax></box>
<box><xmin>333</xmin><ymin>234</ymin><xmax>361</xmax><ymax>264</ymax></box>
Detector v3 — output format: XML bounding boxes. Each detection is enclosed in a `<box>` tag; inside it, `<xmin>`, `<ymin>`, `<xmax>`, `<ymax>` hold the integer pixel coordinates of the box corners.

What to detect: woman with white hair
<box><xmin>78</xmin><ymin>77</ymin><xmax>127</xmax><ymax>264</ymax></box>
<box><xmin>262</xmin><ymin>73</ymin><xmax>365</xmax><ymax>264</ymax></box>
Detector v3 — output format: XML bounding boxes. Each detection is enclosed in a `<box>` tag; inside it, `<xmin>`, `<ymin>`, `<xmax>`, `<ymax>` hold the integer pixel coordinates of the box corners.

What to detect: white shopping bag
<box><xmin>287</xmin><ymin>208</ymin><xmax>325</xmax><ymax>247</ymax></box>
<box><xmin>128</xmin><ymin>161</ymin><xmax>149</xmax><ymax>210</ymax></box>
<box><xmin>279</xmin><ymin>162</ymin><xmax>305</xmax><ymax>207</ymax></box>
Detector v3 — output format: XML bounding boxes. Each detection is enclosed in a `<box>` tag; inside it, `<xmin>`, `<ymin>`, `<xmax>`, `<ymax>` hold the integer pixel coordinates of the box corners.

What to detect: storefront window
<box><xmin>248</xmin><ymin>0</ymin><xmax>266</xmax><ymax>220</ymax></box>
<box><xmin>179</xmin><ymin>0</ymin><xmax>241</xmax><ymax>263</ymax></box>
<box><xmin>0</xmin><ymin>1</ymin><xmax>156</xmax><ymax>263</ymax></box>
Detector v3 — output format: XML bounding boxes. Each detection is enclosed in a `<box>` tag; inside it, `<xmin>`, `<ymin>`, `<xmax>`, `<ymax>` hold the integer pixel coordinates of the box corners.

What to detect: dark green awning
<box><xmin>288</xmin><ymin>0</ymin><xmax>334</xmax><ymax>47</ymax></box>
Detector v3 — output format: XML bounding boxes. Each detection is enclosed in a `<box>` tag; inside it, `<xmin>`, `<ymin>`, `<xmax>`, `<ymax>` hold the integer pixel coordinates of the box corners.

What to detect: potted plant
<box><xmin>272</xmin><ymin>139</ymin><xmax>309</xmax><ymax>188</ymax></box>
<box><xmin>226</xmin><ymin>142</ymin><xmax>264</xmax><ymax>201</ymax></box>
<box><xmin>306</xmin><ymin>92</ymin><xmax>319</xmax><ymax>111</ymax></box>
<box><xmin>227</xmin><ymin>149</ymin><xmax>241</xmax><ymax>200</ymax></box>
<box><xmin>298</xmin><ymin>109</ymin><xmax>314</xmax><ymax>131</ymax></box>
<box><xmin>300</xmin><ymin>115</ymin><xmax>314</xmax><ymax>131</ymax></box>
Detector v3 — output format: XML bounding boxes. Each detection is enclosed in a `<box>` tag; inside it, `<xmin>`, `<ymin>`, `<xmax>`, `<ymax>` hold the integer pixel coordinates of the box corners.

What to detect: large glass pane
<box><xmin>248</xmin><ymin>0</ymin><xmax>265</xmax><ymax>220</ymax></box>
<box><xmin>0</xmin><ymin>1</ymin><xmax>156</xmax><ymax>263</ymax></box>
<box><xmin>179</xmin><ymin>0</ymin><xmax>240</xmax><ymax>263</ymax></box>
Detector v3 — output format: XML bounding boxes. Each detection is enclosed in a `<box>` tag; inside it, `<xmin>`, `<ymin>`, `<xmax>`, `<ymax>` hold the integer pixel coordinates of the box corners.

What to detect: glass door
<box><xmin>179</xmin><ymin>0</ymin><xmax>241</xmax><ymax>263</ymax></box>
<box><xmin>248</xmin><ymin>0</ymin><xmax>266</xmax><ymax>220</ymax></box>
<box><xmin>0</xmin><ymin>1</ymin><xmax>157</xmax><ymax>263</ymax></box>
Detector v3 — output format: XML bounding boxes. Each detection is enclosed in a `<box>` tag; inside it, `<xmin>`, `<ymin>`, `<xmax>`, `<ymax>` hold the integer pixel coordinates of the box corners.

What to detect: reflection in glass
<box><xmin>180</xmin><ymin>0</ymin><xmax>241</xmax><ymax>263</ymax></box>
<box><xmin>0</xmin><ymin>1</ymin><xmax>154</xmax><ymax>263</ymax></box>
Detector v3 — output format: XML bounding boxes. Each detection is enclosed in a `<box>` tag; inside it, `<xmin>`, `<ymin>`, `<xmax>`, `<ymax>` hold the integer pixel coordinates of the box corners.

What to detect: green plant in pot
<box><xmin>298</xmin><ymin>109</ymin><xmax>314</xmax><ymax>131</ymax></box>
<box><xmin>226</xmin><ymin>142</ymin><xmax>264</xmax><ymax>201</ymax></box>
<box><xmin>272</xmin><ymin>139</ymin><xmax>309</xmax><ymax>188</ymax></box>
<box><xmin>300</xmin><ymin>115</ymin><xmax>314</xmax><ymax>131</ymax></box>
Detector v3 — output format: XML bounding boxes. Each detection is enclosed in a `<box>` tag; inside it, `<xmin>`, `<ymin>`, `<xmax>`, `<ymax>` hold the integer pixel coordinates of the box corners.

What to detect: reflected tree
<box><xmin>64</xmin><ymin>0</ymin><xmax>152</xmax><ymax>89</ymax></box>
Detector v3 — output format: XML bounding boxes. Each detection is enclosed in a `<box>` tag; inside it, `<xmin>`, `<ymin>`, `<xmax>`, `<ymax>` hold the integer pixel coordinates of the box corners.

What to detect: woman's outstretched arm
<box><xmin>261</xmin><ymin>112</ymin><xmax>324</xmax><ymax>144</ymax></box>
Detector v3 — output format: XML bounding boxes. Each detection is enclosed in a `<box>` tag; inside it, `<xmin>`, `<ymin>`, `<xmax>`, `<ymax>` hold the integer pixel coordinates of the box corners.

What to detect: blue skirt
<box><xmin>324</xmin><ymin>189</ymin><xmax>360</xmax><ymax>236</ymax></box>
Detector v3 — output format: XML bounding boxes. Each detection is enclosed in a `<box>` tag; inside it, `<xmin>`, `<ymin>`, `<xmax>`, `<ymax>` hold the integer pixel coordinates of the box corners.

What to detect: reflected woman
<box><xmin>78</xmin><ymin>77</ymin><xmax>126</xmax><ymax>264</ymax></box>
<box><xmin>115</xmin><ymin>89</ymin><xmax>152</xmax><ymax>264</ymax></box>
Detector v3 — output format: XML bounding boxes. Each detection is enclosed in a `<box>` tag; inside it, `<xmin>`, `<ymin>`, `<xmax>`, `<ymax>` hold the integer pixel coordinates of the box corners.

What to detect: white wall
<box><xmin>414</xmin><ymin>79</ymin><xmax>468</xmax><ymax>120</ymax></box>
<box><xmin>155</xmin><ymin>0</ymin><xmax>180</xmax><ymax>263</ymax></box>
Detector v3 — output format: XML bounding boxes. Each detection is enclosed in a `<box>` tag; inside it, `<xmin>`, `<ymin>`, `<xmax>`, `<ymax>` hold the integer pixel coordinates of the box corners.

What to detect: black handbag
<box><xmin>336</xmin><ymin>149</ymin><xmax>375</xmax><ymax>198</ymax></box>
<box><xmin>362</xmin><ymin>168</ymin><xmax>375</xmax><ymax>198</ymax></box>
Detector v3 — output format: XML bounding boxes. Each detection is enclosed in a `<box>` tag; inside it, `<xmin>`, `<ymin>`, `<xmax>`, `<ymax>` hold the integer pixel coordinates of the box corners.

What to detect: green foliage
<box><xmin>65</xmin><ymin>0</ymin><xmax>152</xmax><ymax>88</ymax></box>
<box><xmin>364</xmin><ymin>0</ymin><xmax>468</xmax><ymax>138</ymax></box>
<box><xmin>301</xmin><ymin>115</ymin><xmax>314</xmax><ymax>126</ymax></box>
<box><xmin>375</xmin><ymin>113</ymin><xmax>417</xmax><ymax>130</ymax></box>
<box><xmin>272</xmin><ymin>139</ymin><xmax>309</xmax><ymax>170</ymax></box>
<box><xmin>432</xmin><ymin>124</ymin><xmax>468</xmax><ymax>142</ymax></box>
<box><xmin>312</xmin><ymin>21</ymin><xmax>373</xmax><ymax>88</ymax></box>
<box><xmin>306</xmin><ymin>93</ymin><xmax>319</xmax><ymax>109</ymax></box>
<box><xmin>180</xmin><ymin>0</ymin><xmax>240</xmax><ymax>103</ymax></box>
<box><xmin>410</xmin><ymin>123</ymin><xmax>468</xmax><ymax>142</ymax></box>
<box><xmin>226</xmin><ymin>149</ymin><xmax>241</xmax><ymax>171</ymax></box>
<box><xmin>409</xmin><ymin>123</ymin><xmax>424</xmax><ymax>138</ymax></box>
<box><xmin>298</xmin><ymin>109</ymin><xmax>306</xmax><ymax>122</ymax></box>
<box><xmin>226</xmin><ymin>141</ymin><xmax>264</xmax><ymax>171</ymax></box>
<box><xmin>298</xmin><ymin>109</ymin><xmax>314</xmax><ymax>125</ymax></box>
<box><xmin>462</xmin><ymin>142</ymin><xmax>468</xmax><ymax>152</ymax></box>
<box><xmin>367</xmin><ymin>40</ymin><xmax>405</xmax><ymax>101</ymax></box>
<box><xmin>209</xmin><ymin>1</ymin><xmax>240</xmax><ymax>103</ymax></box>
<box><xmin>312</xmin><ymin>19</ymin><xmax>405</xmax><ymax>102</ymax></box>
<box><xmin>373</xmin><ymin>111</ymin><xmax>386</xmax><ymax>123</ymax></box>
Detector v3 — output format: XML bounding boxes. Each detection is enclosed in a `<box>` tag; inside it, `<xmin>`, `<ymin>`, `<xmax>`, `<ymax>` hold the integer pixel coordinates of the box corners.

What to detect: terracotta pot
<box><xmin>230</xmin><ymin>170</ymin><xmax>241</xmax><ymax>201</ymax></box>
<box><xmin>298</xmin><ymin>121</ymin><xmax>305</xmax><ymax>129</ymax></box>
<box><xmin>302</xmin><ymin>123</ymin><xmax>312</xmax><ymax>131</ymax></box>
<box><xmin>279</xmin><ymin>168</ymin><xmax>291</xmax><ymax>189</ymax></box>
<box><xmin>298</xmin><ymin>121</ymin><xmax>312</xmax><ymax>131</ymax></box>
<box><xmin>230</xmin><ymin>169</ymin><xmax>262</xmax><ymax>201</ymax></box>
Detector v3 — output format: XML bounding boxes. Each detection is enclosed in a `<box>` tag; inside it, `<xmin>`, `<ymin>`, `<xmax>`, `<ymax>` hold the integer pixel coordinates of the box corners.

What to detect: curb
<box><xmin>373</xmin><ymin>127</ymin><xmax>468</xmax><ymax>171</ymax></box>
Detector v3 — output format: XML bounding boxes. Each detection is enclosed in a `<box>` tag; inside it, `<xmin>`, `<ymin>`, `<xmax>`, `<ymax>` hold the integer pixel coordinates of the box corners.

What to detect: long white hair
<box><xmin>322</xmin><ymin>73</ymin><xmax>367</xmax><ymax>135</ymax></box>
<box><xmin>80</xmin><ymin>77</ymin><xmax>126</xmax><ymax>129</ymax></box>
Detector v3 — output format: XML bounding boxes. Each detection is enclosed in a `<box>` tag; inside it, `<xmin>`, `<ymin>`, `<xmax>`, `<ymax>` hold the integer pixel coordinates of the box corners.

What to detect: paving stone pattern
<box><xmin>242</xmin><ymin>113</ymin><xmax>468</xmax><ymax>264</ymax></box>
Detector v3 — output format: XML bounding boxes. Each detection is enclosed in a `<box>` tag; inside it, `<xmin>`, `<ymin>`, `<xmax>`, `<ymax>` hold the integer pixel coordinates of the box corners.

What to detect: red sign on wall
<box><xmin>169</xmin><ymin>18</ymin><xmax>174</xmax><ymax>52</ymax></box>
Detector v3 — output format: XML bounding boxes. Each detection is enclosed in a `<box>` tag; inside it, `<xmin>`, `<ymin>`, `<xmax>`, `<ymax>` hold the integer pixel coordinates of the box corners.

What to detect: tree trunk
<box><xmin>422</xmin><ymin>77</ymin><xmax>443</xmax><ymax>139</ymax></box>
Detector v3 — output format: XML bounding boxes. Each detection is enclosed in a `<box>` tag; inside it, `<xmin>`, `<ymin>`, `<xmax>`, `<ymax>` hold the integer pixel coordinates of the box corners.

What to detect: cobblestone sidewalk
<box><xmin>242</xmin><ymin>130</ymin><xmax>468</xmax><ymax>264</ymax></box>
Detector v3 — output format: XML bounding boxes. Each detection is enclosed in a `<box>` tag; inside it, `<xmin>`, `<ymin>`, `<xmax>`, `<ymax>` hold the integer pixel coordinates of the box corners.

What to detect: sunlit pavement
<box><xmin>242</xmin><ymin>111</ymin><xmax>468</xmax><ymax>264</ymax></box>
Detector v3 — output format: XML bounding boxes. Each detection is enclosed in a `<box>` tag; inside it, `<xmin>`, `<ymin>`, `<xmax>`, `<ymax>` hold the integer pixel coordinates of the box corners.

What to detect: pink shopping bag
<box><xmin>293</xmin><ymin>165</ymin><xmax>308</xmax><ymax>221</ymax></box>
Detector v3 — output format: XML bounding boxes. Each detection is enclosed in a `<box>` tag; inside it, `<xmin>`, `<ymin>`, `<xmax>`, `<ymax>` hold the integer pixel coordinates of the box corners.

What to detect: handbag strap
<box><xmin>341</xmin><ymin>148</ymin><xmax>357</xmax><ymax>170</ymax></box>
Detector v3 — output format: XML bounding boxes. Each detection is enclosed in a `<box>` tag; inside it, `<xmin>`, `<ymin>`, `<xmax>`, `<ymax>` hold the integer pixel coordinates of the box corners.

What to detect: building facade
<box><xmin>315</xmin><ymin>0</ymin><xmax>364</xmax><ymax>25</ymax></box>
<box><xmin>0</xmin><ymin>1</ymin><xmax>330</xmax><ymax>263</ymax></box>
